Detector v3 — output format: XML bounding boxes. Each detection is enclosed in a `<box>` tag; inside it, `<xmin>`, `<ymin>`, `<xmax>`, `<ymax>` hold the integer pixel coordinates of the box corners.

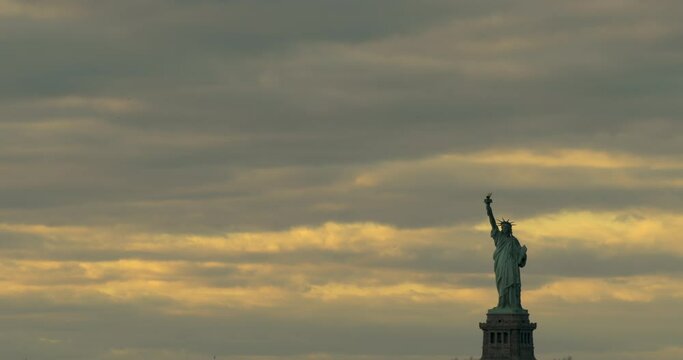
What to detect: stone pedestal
<box><xmin>479</xmin><ymin>311</ymin><xmax>537</xmax><ymax>360</ymax></box>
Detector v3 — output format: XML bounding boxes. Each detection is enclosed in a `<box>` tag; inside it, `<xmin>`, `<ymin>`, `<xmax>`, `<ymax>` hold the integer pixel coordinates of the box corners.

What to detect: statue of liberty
<box><xmin>484</xmin><ymin>193</ymin><xmax>528</xmax><ymax>313</ymax></box>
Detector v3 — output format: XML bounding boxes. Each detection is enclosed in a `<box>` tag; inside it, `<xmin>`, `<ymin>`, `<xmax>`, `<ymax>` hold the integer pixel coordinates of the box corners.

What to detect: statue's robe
<box><xmin>491</xmin><ymin>228</ymin><xmax>527</xmax><ymax>308</ymax></box>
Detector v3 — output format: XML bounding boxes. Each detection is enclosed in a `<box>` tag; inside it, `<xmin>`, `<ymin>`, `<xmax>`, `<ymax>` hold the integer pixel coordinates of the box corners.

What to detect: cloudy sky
<box><xmin>1</xmin><ymin>1</ymin><xmax>682</xmax><ymax>359</ymax></box>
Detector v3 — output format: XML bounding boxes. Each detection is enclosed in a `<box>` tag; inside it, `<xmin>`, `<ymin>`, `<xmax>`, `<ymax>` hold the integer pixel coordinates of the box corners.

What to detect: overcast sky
<box><xmin>1</xmin><ymin>1</ymin><xmax>682</xmax><ymax>359</ymax></box>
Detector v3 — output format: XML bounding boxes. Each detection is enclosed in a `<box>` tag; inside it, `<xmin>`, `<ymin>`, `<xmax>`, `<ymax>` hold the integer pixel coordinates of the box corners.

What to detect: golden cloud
<box><xmin>1</xmin><ymin>208</ymin><xmax>682</xmax><ymax>316</ymax></box>
<box><xmin>39</xmin><ymin>96</ymin><xmax>143</xmax><ymax>113</ymax></box>
<box><xmin>0</xmin><ymin>0</ymin><xmax>83</xmax><ymax>19</ymax></box>
<box><xmin>352</xmin><ymin>148</ymin><xmax>682</xmax><ymax>189</ymax></box>
<box><xmin>525</xmin><ymin>276</ymin><xmax>683</xmax><ymax>304</ymax></box>
<box><xmin>305</xmin><ymin>282</ymin><xmax>493</xmax><ymax>305</ymax></box>
<box><xmin>493</xmin><ymin>209</ymin><xmax>683</xmax><ymax>255</ymax></box>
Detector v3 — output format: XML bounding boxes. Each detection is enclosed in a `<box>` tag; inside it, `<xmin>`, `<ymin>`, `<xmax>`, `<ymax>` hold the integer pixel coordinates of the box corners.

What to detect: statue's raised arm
<box><xmin>484</xmin><ymin>193</ymin><xmax>498</xmax><ymax>232</ymax></box>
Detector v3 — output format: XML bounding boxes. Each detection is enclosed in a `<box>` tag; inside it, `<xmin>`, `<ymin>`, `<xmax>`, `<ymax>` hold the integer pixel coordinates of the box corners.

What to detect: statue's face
<box><xmin>501</xmin><ymin>223</ymin><xmax>512</xmax><ymax>235</ymax></box>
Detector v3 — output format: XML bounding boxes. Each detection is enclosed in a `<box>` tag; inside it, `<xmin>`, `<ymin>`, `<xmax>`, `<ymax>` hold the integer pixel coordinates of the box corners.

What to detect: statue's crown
<box><xmin>497</xmin><ymin>218</ymin><xmax>515</xmax><ymax>226</ymax></box>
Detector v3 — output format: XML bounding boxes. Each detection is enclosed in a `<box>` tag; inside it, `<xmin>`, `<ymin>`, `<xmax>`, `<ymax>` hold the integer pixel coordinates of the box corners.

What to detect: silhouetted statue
<box><xmin>484</xmin><ymin>193</ymin><xmax>527</xmax><ymax>313</ymax></box>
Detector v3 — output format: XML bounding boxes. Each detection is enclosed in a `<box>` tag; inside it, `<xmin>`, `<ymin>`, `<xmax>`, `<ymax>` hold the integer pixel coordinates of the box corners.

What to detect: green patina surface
<box><xmin>484</xmin><ymin>194</ymin><xmax>528</xmax><ymax>313</ymax></box>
